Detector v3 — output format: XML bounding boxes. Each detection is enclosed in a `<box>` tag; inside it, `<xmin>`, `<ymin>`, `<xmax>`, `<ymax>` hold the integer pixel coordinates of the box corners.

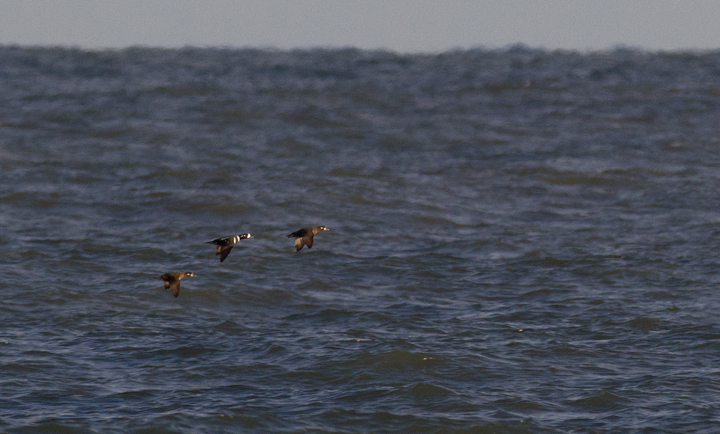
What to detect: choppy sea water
<box><xmin>2</xmin><ymin>45</ymin><xmax>720</xmax><ymax>433</ymax></box>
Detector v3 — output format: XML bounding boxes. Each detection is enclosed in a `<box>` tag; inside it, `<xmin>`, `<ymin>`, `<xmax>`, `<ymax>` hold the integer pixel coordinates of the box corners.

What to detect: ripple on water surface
<box><xmin>2</xmin><ymin>46</ymin><xmax>720</xmax><ymax>433</ymax></box>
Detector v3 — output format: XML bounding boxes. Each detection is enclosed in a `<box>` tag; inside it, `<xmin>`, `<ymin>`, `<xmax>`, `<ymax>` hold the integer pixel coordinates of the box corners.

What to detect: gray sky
<box><xmin>1</xmin><ymin>0</ymin><xmax>719</xmax><ymax>52</ymax></box>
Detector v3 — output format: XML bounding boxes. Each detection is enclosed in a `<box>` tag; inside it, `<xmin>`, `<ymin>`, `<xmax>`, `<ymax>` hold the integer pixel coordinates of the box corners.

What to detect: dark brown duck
<box><xmin>206</xmin><ymin>233</ymin><xmax>253</xmax><ymax>262</ymax></box>
<box><xmin>287</xmin><ymin>226</ymin><xmax>329</xmax><ymax>251</ymax></box>
<box><xmin>157</xmin><ymin>272</ymin><xmax>195</xmax><ymax>298</ymax></box>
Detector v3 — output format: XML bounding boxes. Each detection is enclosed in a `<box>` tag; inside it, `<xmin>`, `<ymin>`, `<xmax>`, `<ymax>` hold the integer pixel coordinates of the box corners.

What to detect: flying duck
<box><xmin>287</xmin><ymin>226</ymin><xmax>329</xmax><ymax>251</ymax></box>
<box><xmin>207</xmin><ymin>233</ymin><xmax>253</xmax><ymax>262</ymax></box>
<box><xmin>157</xmin><ymin>272</ymin><xmax>195</xmax><ymax>298</ymax></box>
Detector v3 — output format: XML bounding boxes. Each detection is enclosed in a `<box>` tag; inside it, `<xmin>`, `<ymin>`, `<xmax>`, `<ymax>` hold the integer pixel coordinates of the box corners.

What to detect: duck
<box><xmin>157</xmin><ymin>272</ymin><xmax>195</xmax><ymax>298</ymax></box>
<box><xmin>287</xmin><ymin>226</ymin><xmax>329</xmax><ymax>251</ymax></box>
<box><xmin>207</xmin><ymin>233</ymin><xmax>253</xmax><ymax>262</ymax></box>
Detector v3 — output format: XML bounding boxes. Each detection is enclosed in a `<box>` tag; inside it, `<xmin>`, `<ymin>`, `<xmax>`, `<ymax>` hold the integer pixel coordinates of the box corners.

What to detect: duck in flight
<box><xmin>207</xmin><ymin>233</ymin><xmax>253</xmax><ymax>262</ymax></box>
<box><xmin>287</xmin><ymin>226</ymin><xmax>329</xmax><ymax>251</ymax></box>
<box><xmin>157</xmin><ymin>272</ymin><xmax>195</xmax><ymax>298</ymax></box>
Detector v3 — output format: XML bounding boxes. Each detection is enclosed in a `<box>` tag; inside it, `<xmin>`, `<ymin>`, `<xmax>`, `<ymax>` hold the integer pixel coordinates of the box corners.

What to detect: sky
<box><xmin>0</xmin><ymin>0</ymin><xmax>719</xmax><ymax>52</ymax></box>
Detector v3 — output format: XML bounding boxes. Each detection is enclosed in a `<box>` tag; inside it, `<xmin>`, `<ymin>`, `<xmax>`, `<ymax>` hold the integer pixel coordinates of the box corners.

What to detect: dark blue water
<box><xmin>2</xmin><ymin>46</ymin><xmax>720</xmax><ymax>433</ymax></box>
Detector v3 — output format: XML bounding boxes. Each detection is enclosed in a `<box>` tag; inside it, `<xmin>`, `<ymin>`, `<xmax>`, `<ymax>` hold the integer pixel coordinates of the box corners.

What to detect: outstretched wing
<box><xmin>170</xmin><ymin>281</ymin><xmax>180</xmax><ymax>297</ymax></box>
<box><xmin>294</xmin><ymin>237</ymin><xmax>305</xmax><ymax>251</ymax></box>
<box><xmin>304</xmin><ymin>235</ymin><xmax>314</xmax><ymax>249</ymax></box>
<box><xmin>218</xmin><ymin>246</ymin><xmax>234</xmax><ymax>262</ymax></box>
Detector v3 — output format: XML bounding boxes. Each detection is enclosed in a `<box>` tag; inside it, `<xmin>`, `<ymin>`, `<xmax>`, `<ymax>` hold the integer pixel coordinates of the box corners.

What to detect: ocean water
<box><xmin>2</xmin><ymin>45</ymin><xmax>720</xmax><ymax>433</ymax></box>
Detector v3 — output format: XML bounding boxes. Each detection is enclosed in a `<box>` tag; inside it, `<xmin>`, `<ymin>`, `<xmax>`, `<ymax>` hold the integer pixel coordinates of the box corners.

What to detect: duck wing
<box><xmin>169</xmin><ymin>281</ymin><xmax>181</xmax><ymax>297</ymax></box>
<box><xmin>294</xmin><ymin>237</ymin><xmax>305</xmax><ymax>251</ymax></box>
<box><xmin>218</xmin><ymin>246</ymin><xmax>234</xmax><ymax>262</ymax></box>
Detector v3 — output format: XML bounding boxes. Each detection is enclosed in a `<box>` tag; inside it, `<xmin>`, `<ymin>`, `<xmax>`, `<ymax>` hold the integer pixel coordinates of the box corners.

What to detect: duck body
<box><xmin>158</xmin><ymin>271</ymin><xmax>195</xmax><ymax>297</ymax></box>
<box><xmin>207</xmin><ymin>233</ymin><xmax>253</xmax><ymax>262</ymax></box>
<box><xmin>287</xmin><ymin>226</ymin><xmax>329</xmax><ymax>251</ymax></box>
